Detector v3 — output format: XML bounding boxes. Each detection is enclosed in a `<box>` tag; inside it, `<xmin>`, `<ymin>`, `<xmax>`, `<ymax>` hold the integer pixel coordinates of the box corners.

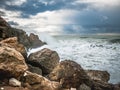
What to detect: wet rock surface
<box><xmin>28</xmin><ymin>48</ymin><xmax>60</xmax><ymax>75</ymax></box>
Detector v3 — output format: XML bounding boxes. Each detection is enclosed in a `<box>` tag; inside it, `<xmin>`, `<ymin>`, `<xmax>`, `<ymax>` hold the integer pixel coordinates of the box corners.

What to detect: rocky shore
<box><xmin>0</xmin><ymin>16</ymin><xmax>120</xmax><ymax>90</ymax></box>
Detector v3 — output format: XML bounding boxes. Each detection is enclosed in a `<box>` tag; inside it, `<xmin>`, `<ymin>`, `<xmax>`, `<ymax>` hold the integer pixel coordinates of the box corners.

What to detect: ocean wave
<box><xmin>28</xmin><ymin>35</ymin><xmax>120</xmax><ymax>84</ymax></box>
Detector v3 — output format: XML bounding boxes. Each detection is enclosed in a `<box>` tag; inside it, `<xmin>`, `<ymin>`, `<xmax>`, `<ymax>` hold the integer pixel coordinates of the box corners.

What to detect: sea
<box><xmin>28</xmin><ymin>34</ymin><xmax>120</xmax><ymax>84</ymax></box>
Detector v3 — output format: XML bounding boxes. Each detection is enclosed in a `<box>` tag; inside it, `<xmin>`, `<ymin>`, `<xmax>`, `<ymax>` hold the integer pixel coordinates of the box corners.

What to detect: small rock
<box><xmin>78</xmin><ymin>84</ymin><xmax>91</xmax><ymax>90</ymax></box>
<box><xmin>0</xmin><ymin>87</ymin><xmax>4</xmax><ymax>90</ymax></box>
<box><xmin>9</xmin><ymin>78</ymin><xmax>21</xmax><ymax>87</ymax></box>
<box><xmin>70</xmin><ymin>88</ymin><xmax>76</xmax><ymax>90</ymax></box>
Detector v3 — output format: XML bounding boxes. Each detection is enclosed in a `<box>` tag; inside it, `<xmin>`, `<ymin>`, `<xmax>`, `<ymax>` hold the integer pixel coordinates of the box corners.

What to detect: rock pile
<box><xmin>0</xmin><ymin>16</ymin><xmax>120</xmax><ymax>90</ymax></box>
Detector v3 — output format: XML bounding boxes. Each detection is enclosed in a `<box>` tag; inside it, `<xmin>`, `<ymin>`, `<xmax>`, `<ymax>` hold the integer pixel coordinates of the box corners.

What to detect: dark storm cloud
<box><xmin>0</xmin><ymin>0</ymin><xmax>89</xmax><ymax>17</ymax></box>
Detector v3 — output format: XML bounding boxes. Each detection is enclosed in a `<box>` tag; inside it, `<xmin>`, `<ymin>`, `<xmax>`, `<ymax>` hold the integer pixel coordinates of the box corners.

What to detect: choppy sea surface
<box><xmin>28</xmin><ymin>34</ymin><xmax>120</xmax><ymax>84</ymax></box>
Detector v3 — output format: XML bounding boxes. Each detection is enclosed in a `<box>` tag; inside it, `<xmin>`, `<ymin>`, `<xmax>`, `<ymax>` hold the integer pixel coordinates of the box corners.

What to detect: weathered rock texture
<box><xmin>0</xmin><ymin>37</ymin><xmax>27</xmax><ymax>59</ymax></box>
<box><xmin>28</xmin><ymin>48</ymin><xmax>60</xmax><ymax>75</ymax></box>
<box><xmin>48</xmin><ymin>60</ymin><xmax>93</xmax><ymax>89</ymax></box>
<box><xmin>85</xmin><ymin>70</ymin><xmax>110</xmax><ymax>82</ymax></box>
<box><xmin>93</xmin><ymin>80</ymin><xmax>113</xmax><ymax>90</ymax></box>
<box><xmin>22</xmin><ymin>71</ymin><xmax>62</xmax><ymax>90</ymax></box>
<box><xmin>0</xmin><ymin>46</ymin><xmax>28</xmax><ymax>79</ymax></box>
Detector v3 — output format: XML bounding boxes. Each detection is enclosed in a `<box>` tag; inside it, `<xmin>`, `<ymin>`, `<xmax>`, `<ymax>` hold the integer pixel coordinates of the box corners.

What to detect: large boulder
<box><xmin>85</xmin><ymin>70</ymin><xmax>110</xmax><ymax>82</ymax></box>
<box><xmin>48</xmin><ymin>60</ymin><xmax>93</xmax><ymax>89</ymax></box>
<box><xmin>22</xmin><ymin>71</ymin><xmax>62</xmax><ymax>90</ymax></box>
<box><xmin>28</xmin><ymin>48</ymin><xmax>60</xmax><ymax>75</ymax></box>
<box><xmin>0</xmin><ymin>46</ymin><xmax>28</xmax><ymax>79</ymax></box>
<box><xmin>0</xmin><ymin>37</ymin><xmax>27</xmax><ymax>59</ymax></box>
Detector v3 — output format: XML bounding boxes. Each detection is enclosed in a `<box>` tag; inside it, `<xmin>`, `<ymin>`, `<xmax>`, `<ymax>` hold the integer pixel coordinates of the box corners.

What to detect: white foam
<box><xmin>28</xmin><ymin>35</ymin><xmax>120</xmax><ymax>84</ymax></box>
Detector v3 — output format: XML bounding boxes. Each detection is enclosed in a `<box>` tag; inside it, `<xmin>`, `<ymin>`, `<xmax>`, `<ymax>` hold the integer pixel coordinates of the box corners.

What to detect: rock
<box><xmin>22</xmin><ymin>71</ymin><xmax>62</xmax><ymax>90</ymax></box>
<box><xmin>48</xmin><ymin>60</ymin><xmax>93</xmax><ymax>89</ymax></box>
<box><xmin>9</xmin><ymin>78</ymin><xmax>21</xmax><ymax>87</ymax></box>
<box><xmin>0</xmin><ymin>16</ymin><xmax>45</xmax><ymax>49</ymax></box>
<box><xmin>29</xmin><ymin>33</ymin><xmax>46</xmax><ymax>48</ymax></box>
<box><xmin>92</xmin><ymin>80</ymin><xmax>113</xmax><ymax>90</ymax></box>
<box><xmin>0</xmin><ymin>37</ymin><xmax>27</xmax><ymax>59</ymax></box>
<box><xmin>28</xmin><ymin>48</ymin><xmax>60</xmax><ymax>75</ymax></box>
<box><xmin>28</xmin><ymin>64</ymin><xmax>42</xmax><ymax>75</ymax></box>
<box><xmin>0</xmin><ymin>46</ymin><xmax>28</xmax><ymax>79</ymax></box>
<box><xmin>70</xmin><ymin>88</ymin><xmax>76</xmax><ymax>90</ymax></box>
<box><xmin>0</xmin><ymin>86</ymin><xmax>30</xmax><ymax>90</ymax></box>
<box><xmin>85</xmin><ymin>70</ymin><xmax>110</xmax><ymax>82</ymax></box>
<box><xmin>0</xmin><ymin>16</ymin><xmax>10</xmax><ymax>27</ymax></box>
<box><xmin>113</xmin><ymin>83</ymin><xmax>120</xmax><ymax>90</ymax></box>
<box><xmin>78</xmin><ymin>84</ymin><xmax>91</xmax><ymax>90</ymax></box>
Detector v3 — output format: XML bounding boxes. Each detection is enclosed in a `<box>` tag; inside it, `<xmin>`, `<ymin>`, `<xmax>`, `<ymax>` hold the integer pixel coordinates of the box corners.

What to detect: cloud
<box><xmin>75</xmin><ymin>0</ymin><xmax>120</xmax><ymax>9</ymax></box>
<box><xmin>3</xmin><ymin>9</ymin><xmax>78</xmax><ymax>35</ymax></box>
<box><xmin>5</xmin><ymin>0</ymin><xmax>27</xmax><ymax>6</ymax></box>
<box><xmin>0</xmin><ymin>0</ymin><xmax>120</xmax><ymax>35</ymax></box>
<box><xmin>0</xmin><ymin>0</ymin><xmax>27</xmax><ymax>6</ymax></box>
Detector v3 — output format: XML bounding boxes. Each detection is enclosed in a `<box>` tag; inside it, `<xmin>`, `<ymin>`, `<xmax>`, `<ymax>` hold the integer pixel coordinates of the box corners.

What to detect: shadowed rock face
<box><xmin>93</xmin><ymin>80</ymin><xmax>113</xmax><ymax>90</ymax></box>
<box><xmin>0</xmin><ymin>46</ymin><xmax>28</xmax><ymax>79</ymax></box>
<box><xmin>28</xmin><ymin>48</ymin><xmax>60</xmax><ymax>75</ymax></box>
<box><xmin>0</xmin><ymin>16</ymin><xmax>10</xmax><ymax>27</ymax></box>
<box><xmin>28</xmin><ymin>64</ymin><xmax>42</xmax><ymax>75</ymax></box>
<box><xmin>48</xmin><ymin>60</ymin><xmax>93</xmax><ymax>89</ymax></box>
<box><xmin>0</xmin><ymin>16</ymin><xmax>45</xmax><ymax>49</ymax></box>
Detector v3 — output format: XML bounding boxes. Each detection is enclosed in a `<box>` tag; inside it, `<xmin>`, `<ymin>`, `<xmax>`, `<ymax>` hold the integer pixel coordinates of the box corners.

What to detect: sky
<box><xmin>0</xmin><ymin>0</ymin><xmax>120</xmax><ymax>35</ymax></box>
